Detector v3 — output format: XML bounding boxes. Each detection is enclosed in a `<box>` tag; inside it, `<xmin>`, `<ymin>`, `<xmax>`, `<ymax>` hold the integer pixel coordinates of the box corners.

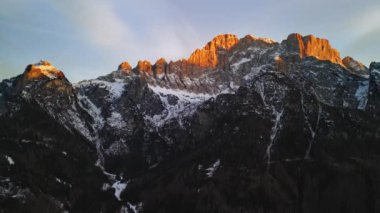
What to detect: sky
<box><xmin>1</xmin><ymin>0</ymin><xmax>379</xmax><ymax>82</ymax></box>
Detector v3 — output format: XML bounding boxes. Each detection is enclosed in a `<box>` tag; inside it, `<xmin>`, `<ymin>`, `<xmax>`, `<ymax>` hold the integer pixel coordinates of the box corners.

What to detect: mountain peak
<box><xmin>136</xmin><ymin>60</ymin><xmax>153</xmax><ymax>75</ymax></box>
<box><xmin>153</xmin><ymin>58</ymin><xmax>168</xmax><ymax>77</ymax></box>
<box><xmin>209</xmin><ymin>34</ymin><xmax>239</xmax><ymax>47</ymax></box>
<box><xmin>155</xmin><ymin>58</ymin><xmax>167</xmax><ymax>65</ymax></box>
<box><xmin>342</xmin><ymin>56</ymin><xmax>369</xmax><ymax>75</ymax></box>
<box><xmin>118</xmin><ymin>61</ymin><xmax>133</xmax><ymax>74</ymax></box>
<box><xmin>188</xmin><ymin>34</ymin><xmax>239</xmax><ymax>68</ymax></box>
<box><xmin>242</xmin><ymin>34</ymin><xmax>277</xmax><ymax>44</ymax></box>
<box><xmin>24</xmin><ymin>60</ymin><xmax>65</xmax><ymax>80</ymax></box>
<box><xmin>283</xmin><ymin>33</ymin><xmax>343</xmax><ymax>65</ymax></box>
<box><xmin>117</xmin><ymin>33</ymin><xmax>366</xmax><ymax>80</ymax></box>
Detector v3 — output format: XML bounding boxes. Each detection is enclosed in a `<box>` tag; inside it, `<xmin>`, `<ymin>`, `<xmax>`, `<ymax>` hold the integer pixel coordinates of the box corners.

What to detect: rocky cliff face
<box><xmin>0</xmin><ymin>33</ymin><xmax>379</xmax><ymax>213</ymax></box>
<box><xmin>118</xmin><ymin>61</ymin><xmax>133</xmax><ymax>74</ymax></box>
<box><xmin>188</xmin><ymin>34</ymin><xmax>239</xmax><ymax>69</ymax></box>
<box><xmin>282</xmin><ymin>33</ymin><xmax>343</xmax><ymax>65</ymax></box>
<box><xmin>368</xmin><ymin>62</ymin><xmax>380</xmax><ymax>116</ymax></box>
<box><xmin>343</xmin><ymin>56</ymin><xmax>369</xmax><ymax>76</ymax></box>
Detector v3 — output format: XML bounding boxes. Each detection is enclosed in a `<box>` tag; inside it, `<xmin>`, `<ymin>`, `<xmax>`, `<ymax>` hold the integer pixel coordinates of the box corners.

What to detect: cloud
<box><xmin>346</xmin><ymin>28</ymin><xmax>380</xmax><ymax>65</ymax></box>
<box><xmin>142</xmin><ymin>20</ymin><xmax>200</xmax><ymax>61</ymax></box>
<box><xmin>343</xmin><ymin>7</ymin><xmax>380</xmax><ymax>64</ymax></box>
<box><xmin>47</xmin><ymin>0</ymin><xmax>201</xmax><ymax>63</ymax></box>
<box><xmin>348</xmin><ymin>7</ymin><xmax>380</xmax><ymax>39</ymax></box>
<box><xmin>49</xmin><ymin>0</ymin><xmax>133</xmax><ymax>51</ymax></box>
<box><xmin>0</xmin><ymin>0</ymin><xmax>202</xmax><ymax>82</ymax></box>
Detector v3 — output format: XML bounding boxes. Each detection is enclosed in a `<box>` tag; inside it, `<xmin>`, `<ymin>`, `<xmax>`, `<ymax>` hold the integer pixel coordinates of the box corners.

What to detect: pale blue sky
<box><xmin>1</xmin><ymin>0</ymin><xmax>379</xmax><ymax>82</ymax></box>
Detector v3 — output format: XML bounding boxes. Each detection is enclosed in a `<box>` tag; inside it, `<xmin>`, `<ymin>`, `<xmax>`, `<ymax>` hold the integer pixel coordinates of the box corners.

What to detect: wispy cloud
<box><xmin>345</xmin><ymin>7</ymin><xmax>380</xmax><ymax>64</ymax></box>
<box><xmin>349</xmin><ymin>7</ymin><xmax>380</xmax><ymax>39</ymax></box>
<box><xmin>49</xmin><ymin>0</ymin><xmax>133</xmax><ymax>51</ymax></box>
<box><xmin>48</xmin><ymin>0</ymin><xmax>199</xmax><ymax>63</ymax></box>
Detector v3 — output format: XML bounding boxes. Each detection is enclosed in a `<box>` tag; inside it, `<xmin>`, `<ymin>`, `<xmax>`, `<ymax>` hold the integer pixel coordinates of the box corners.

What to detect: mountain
<box><xmin>0</xmin><ymin>33</ymin><xmax>379</xmax><ymax>213</ymax></box>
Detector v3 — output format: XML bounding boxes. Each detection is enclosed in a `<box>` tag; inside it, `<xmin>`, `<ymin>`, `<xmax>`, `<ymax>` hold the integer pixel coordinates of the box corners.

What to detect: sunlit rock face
<box><xmin>15</xmin><ymin>60</ymin><xmax>72</xmax><ymax>97</ymax></box>
<box><xmin>188</xmin><ymin>34</ymin><xmax>239</xmax><ymax>69</ymax></box>
<box><xmin>15</xmin><ymin>60</ymin><xmax>71</xmax><ymax>101</ymax></box>
<box><xmin>283</xmin><ymin>33</ymin><xmax>343</xmax><ymax>65</ymax></box>
<box><xmin>118</xmin><ymin>61</ymin><xmax>133</xmax><ymax>74</ymax></box>
<box><xmin>24</xmin><ymin>60</ymin><xmax>65</xmax><ymax>80</ymax></box>
<box><xmin>153</xmin><ymin>58</ymin><xmax>168</xmax><ymax>78</ymax></box>
<box><xmin>136</xmin><ymin>60</ymin><xmax>153</xmax><ymax>76</ymax></box>
<box><xmin>168</xmin><ymin>59</ymin><xmax>191</xmax><ymax>75</ymax></box>
<box><xmin>343</xmin><ymin>56</ymin><xmax>369</xmax><ymax>76</ymax></box>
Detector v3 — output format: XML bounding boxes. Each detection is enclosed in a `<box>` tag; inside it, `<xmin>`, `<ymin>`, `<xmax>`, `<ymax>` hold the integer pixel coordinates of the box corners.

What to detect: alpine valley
<box><xmin>1</xmin><ymin>33</ymin><xmax>380</xmax><ymax>213</ymax></box>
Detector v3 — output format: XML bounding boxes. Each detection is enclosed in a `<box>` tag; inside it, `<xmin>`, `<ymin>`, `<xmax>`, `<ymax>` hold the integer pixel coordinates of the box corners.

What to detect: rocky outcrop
<box><xmin>116</xmin><ymin>33</ymin><xmax>369</xmax><ymax>82</ymax></box>
<box><xmin>23</xmin><ymin>60</ymin><xmax>65</xmax><ymax>80</ymax></box>
<box><xmin>368</xmin><ymin>62</ymin><xmax>380</xmax><ymax>115</ymax></box>
<box><xmin>343</xmin><ymin>56</ymin><xmax>369</xmax><ymax>76</ymax></box>
<box><xmin>13</xmin><ymin>61</ymin><xmax>72</xmax><ymax>97</ymax></box>
<box><xmin>282</xmin><ymin>33</ymin><xmax>343</xmax><ymax>65</ymax></box>
<box><xmin>136</xmin><ymin>60</ymin><xmax>153</xmax><ymax>76</ymax></box>
<box><xmin>118</xmin><ymin>61</ymin><xmax>133</xmax><ymax>74</ymax></box>
<box><xmin>11</xmin><ymin>60</ymin><xmax>71</xmax><ymax>103</ymax></box>
<box><xmin>110</xmin><ymin>33</ymin><xmax>370</xmax><ymax>109</ymax></box>
<box><xmin>119</xmin><ymin>59</ymin><xmax>168</xmax><ymax>78</ymax></box>
<box><xmin>153</xmin><ymin>58</ymin><xmax>168</xmax><ymax>78</ymax></box>
<box><xmin>237</xmin><ymin>34</ymin><xmax>277</xmax><ymax>46</ymax></box>
<box><xmin>369</xmin><ymin>62</ymin><xmax>380</xmax><ymax>93</ymax></box>
<box><xmin>188</xmin><ymin>34</ymin><xmax>239</xmax><ymax>69</ymax></box>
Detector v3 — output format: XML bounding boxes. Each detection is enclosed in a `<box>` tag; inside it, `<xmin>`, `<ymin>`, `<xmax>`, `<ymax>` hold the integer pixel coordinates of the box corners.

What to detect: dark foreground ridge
<box><xmin>0</xmin><ymin>33</ymin><xmax>380</xmax><ymax>213</ymax></box>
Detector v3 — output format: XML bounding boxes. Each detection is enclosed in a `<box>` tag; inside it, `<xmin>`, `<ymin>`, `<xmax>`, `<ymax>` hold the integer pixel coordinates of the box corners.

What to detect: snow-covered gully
<box><xmin>266</xmin><ymin>108</ymin><xmax>284</xmax><ymax>170</ymax></box>
<box><xmin>300</xmin><ymin>93</ymin><xmax>322</xmax><ymax>159</ymax></box>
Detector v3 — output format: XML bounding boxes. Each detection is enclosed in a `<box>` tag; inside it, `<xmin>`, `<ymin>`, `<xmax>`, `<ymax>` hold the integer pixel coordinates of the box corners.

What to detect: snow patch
<box><xmin>300</xmin><ymin>94</ymin><xmax>322</xmax><ymax>159</ymax></box>
<box><xmin>5</xmin><ymin>81</ymin><xmax>13</xmax><ymax>88</ymax></box>
<box><xmin>372</xmin><ymin>69</ymin><xmax>380</xmax><ymax>75</ymax></box>
<box><xmin>248</xmin><ymin>35</ymin><xmax>277</xmax><ymax>44</ymax></box>
<box><xmin>105</xmin><ymin>139</ymin><xmax>129</xmax><ymax>156</ymax></box>
<box><xmin>149</xmin><ymin>85</ymin><xmax>214</xmax><ymax>103</ymax></box>
<box><xmin>55</xmin><ymin>177</ymin><xmax>72</xmax><ymax>188</ymax></box>
<box><xmin>79</xmin><ymin>79</ymin><xmax>126</xmax><ymax>100</ymax></box>
<box><xmin>107</xmin><ymin>112</ymin><xmax>127</xmax><ymax>129</ymax></box>
<box><xmin>266</xmin><ymin>109</ymin><xmax>283</xmax><ymax>168</ymax></box>
<box><xmin>229</xmin><ymin>81</ymin><xmax>240</xmax><ymax>90</ymax></box>
<box><xmin>146</xmin><ymin>85</ymin><xmax>214</xmax><ymax>127</ymax></box>
<box><xmin>231</xmin><ymin>57</ymin><xmax>251</xmax><ymax>71</ymax></box>
<box><xmin>371</xmin><ymin>69</ymin><xmax>380</xmax><ymax>88</ymax></box>
<box><xmin>243</xmin><ymin>65</ymin><xmax>269</xmax><ymax>82</ymax></box>
<box><xmin>120</xmin><ymin>202</ymin><xmax>142</xmax><ymax>213</ymax></box>
<box><xmin>66</xmin><ymin>107</ymin><xmax>93</xmax><ymax>141</ymax></box>
<box><xmin>21</xmin><ymin>90</ymin><xmax>32</xmax><ymax>100</ymax></box>
<box><xmin>355</xmin><ymin>80</ymin><xmax>369</xmax><ymax>110</ymax></box>
<box><xmin>112</xmin><ymin>180</ymin><xmax>128</xmax><ymax>201</ymax></box>
<box><xmin>96</xmin><ymin>161</ymin><xmax>117</xmax><ymax>181</ymax></box>
<box><xmin>33</xmin><ymin>61</ymin><xmax>61</xmax><ymax>79</ymax></box>
<box><xmin>77</xmin><ymin>93</ymin><xmax>105</xmax><ymax>130</ymax></box>
<box><xmin>3</xmin><ymin>155</ymin><xmax>15</xmax><ymax>165</ymax></box>
<box><xmin>254</xmin><ymin>80</ymin><xmax>267</xmax><ymax>106</ymax></box>
<box><xmin>346</xmin><ymin>59</ymin><xmax>368</xmax><ymax>75</ymax></box>
<box><xmin>20</xmin><ymin>139</ymin><xmax>31</xmax><ymax>144</ymax></box>
<box><xmin>205</xmin><ymin>159</ymin><xmax>221</xmax><ymax>178</ymax></box>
